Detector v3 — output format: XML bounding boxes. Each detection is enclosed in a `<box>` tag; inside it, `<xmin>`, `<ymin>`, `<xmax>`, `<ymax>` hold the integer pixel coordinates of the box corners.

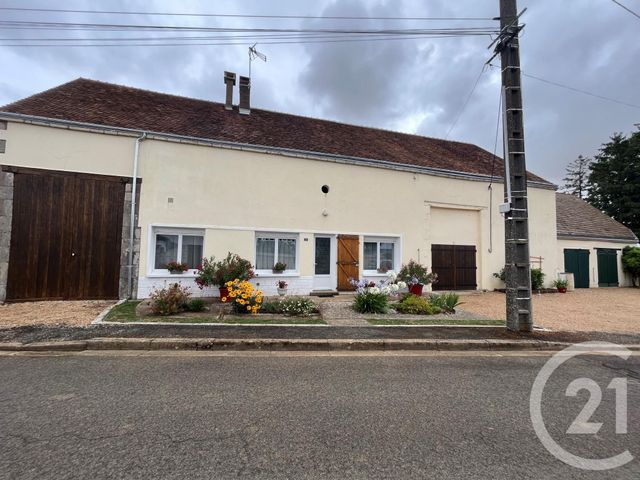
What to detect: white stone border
<box><xmin>92</xmin><ymin>299</ymin><xmax>126</xmax><ymax>324</ymax></box>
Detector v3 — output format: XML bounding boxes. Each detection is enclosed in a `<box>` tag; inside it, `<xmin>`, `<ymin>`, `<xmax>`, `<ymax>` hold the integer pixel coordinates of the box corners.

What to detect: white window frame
<box><xmin>363</xmin><ymin>237</ymin><xmax>398</xmax><ymax>275</ymax></box>
<box><xmin>255</xmin><ymin>232</ymin><xmax>299</xmax><ymax>276</ymax></box>
<box><xmin>150</xmin><ymin>227</ymin><xmax>205</xmax><ymax>276</ymax></box>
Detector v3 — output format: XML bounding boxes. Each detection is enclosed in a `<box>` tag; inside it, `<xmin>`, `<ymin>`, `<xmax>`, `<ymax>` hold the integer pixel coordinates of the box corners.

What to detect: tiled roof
<box><xmin>1</xmin><ymin>78</ymin><xmax>551</xmax><ymax>184</ymax></box>
<box><xmin>556</xmin><ymin>193</ymin><xmax>638</xmax><ymax>242</ymax></box>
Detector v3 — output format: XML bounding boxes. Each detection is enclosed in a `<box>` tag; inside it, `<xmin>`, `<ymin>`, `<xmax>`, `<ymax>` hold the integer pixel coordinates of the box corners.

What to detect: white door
<box><xmin>313</xmin><ymin>235</ymin><xmax>336</xmax><ymax>290</ymax></box>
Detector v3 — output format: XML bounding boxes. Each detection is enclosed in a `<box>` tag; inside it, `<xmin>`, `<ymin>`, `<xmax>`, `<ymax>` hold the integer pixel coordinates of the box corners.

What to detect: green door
<box><xmin>564</xmin><ymin>249</ymin><xmax>590</xmax><ymax>288</ymax></box>
<box><xmin>597</xmin><ymin>249</ymin><xmax>619</xmax><ymax>287</ymax></box>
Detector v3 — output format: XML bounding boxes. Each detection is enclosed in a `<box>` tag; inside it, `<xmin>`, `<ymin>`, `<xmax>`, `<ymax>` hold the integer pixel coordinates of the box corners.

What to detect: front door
<box><xmin>337</xmin><ymin>235</ymin><xmax>359</xmax><ymax>291</ymax></box>
<box><xmin>313</xmin><ymin>235</ymin><xmax>336</xmax><ymax>290</ymax></box>
<box><xmin>597</xmin><ymin>249</ymin><xmax>619</xmax><ymax>287</ymax></box>
<box><xmin>564</xmin><ymin>249</ymin><xmax>590</xmax><ymax>288</ymax></box>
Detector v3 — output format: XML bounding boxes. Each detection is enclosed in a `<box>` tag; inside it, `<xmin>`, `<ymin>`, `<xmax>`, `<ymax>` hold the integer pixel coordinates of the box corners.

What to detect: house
<box><xmin>0</xmin><ymin>76</ymin><xmax>633</xmax><ymax>301</ymax></box>
<box><xmin>556</xmin><ymin>193</ymin><xmax>637</xmax><ymax>288</ymax></box>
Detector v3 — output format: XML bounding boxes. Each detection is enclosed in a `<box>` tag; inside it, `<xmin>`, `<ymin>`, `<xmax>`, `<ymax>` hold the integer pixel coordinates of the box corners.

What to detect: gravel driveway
<box><xmin>462</xmin><ymin>288</ymin><xmax>640</xmax><ymax>333</ymax></box>
<box><xmin>0</xmin><ymin>300</ymin><xmax>115</xmax><ymax>327</ymax></box>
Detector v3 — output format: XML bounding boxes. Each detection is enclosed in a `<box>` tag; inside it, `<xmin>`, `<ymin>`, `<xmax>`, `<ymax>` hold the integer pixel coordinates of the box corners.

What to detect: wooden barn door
<box><xmin>337</xmin><ymin>235</ymin><xmax>359</xmax><ymax>291</ymax></box>
<box><xmin>6</xmin><ymin>169</ymin><xmax>125</xmax><ymax>301</ymax></box>
<box><xmin>431</xmin><ymin>244</ymin><xmax>477</xmax><ymax>291</ymax></box>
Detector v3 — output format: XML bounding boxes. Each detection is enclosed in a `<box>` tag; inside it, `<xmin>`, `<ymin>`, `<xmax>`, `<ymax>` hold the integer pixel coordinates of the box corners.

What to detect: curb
<box><xmin>0</xmin><ymin>337</ymin><xmax>589</xmax><ymax>352</ymax></box>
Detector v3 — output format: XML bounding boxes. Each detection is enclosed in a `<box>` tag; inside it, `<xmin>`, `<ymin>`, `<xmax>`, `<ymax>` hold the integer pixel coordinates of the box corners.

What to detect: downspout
<box><xmin>128</xmin><ymin>132</ymin><xmax>147</xmax><ymax>299</ymax></box>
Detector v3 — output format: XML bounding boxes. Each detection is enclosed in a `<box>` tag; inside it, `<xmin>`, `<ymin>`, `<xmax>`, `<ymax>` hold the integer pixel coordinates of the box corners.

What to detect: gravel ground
<box><xmin>0</xmin><ymin>300</ymin><xmax>115</xmax><ymax>327</ymax></box>
<box><xmin>462</xmin><ymin>288</ymin><xmax>640</xmax><ymax>333</ymax></box>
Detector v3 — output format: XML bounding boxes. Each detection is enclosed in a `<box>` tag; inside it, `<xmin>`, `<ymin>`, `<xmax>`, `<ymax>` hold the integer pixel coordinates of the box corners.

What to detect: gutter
<box><xmin>128</xmin><ymin>132</ymin><xmax>147</xmax><ymax>299</ymax></box>
<box><xmin>557</xmin><ymin>234</ymin><xmax>638</xmax><ymax>244</ymax></box>
<box><xmin>0</xmin><ymin>111</ymin><xmax>558</xmax><ymax>190</ymax></box>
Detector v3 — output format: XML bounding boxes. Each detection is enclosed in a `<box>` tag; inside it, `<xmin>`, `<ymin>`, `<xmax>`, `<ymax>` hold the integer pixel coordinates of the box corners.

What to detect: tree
<box><xmin>621</xmin><ymin>246</ymin><xmax>640</xmax><ymax>287</ymax></box>
<box><xmin>562</xmin><ymin>155</ymin><xmax>591</xmax><ymax>198</ymax></box>
<box><xmin>587</xmin><ymin>130</ymin><xmax>640</xmax><ymax>239</ymax></box>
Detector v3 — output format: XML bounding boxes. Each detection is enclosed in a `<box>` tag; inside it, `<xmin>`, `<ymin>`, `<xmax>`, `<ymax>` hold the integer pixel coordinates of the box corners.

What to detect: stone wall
<box><xmin>0</xmin><ymin>171</ymin><xmax>13</xmax><ymax>302</ymax></box>
<box><xmin>119</xmin><ymin>181</ymin><xmax>141</xmax><ymax>299</ymax></box>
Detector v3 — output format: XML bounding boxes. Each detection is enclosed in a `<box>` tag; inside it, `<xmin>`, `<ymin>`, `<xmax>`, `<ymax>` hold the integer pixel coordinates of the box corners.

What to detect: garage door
<box><xmin>431</xmin><ymin>244</ymin><xmax>477</xmax><ymax>291</ymax></box>
<box><xmin>597</xmin><ymin>249</ymin><xmax>618</xmax><ymax>287</ymax></box>
<box><xmin>6</xmin><ymin>168</ymin><xmax>126</xmax><ymax>301</ymax></box>
<box><xmin>563</xmin><ymin>249</ymin><xmax>590</xmax><ymax>288</ymax></box>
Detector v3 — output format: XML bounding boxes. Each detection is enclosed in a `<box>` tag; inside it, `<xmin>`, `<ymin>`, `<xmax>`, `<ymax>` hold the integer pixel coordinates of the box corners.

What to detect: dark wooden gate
<box><xmin>597</xmin><ymin>249</ymin><xmax>618</xmax><ymax>287</ymax></box>
<box><xmin>431</xmin><ymin>244</ymin><xmax>477</xmax><ymax>291</ymax></box>
<box><xmin>337</xmin><ymin>235</ymin><xmax>359</xmax><ymax>291</ymax></box>
<box><xmin>6</xmin><ymin>168</ymin><xmax>126</xmax><ymax>301</ymax></box>
<box><xmin>563</xmin><ymin>249</ymin><xmax>590</xmax><ymax>288</ymax></box>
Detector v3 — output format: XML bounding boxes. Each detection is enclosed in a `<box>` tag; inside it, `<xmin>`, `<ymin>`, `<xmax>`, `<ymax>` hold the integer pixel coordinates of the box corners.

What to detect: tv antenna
<box><xmin>248</xmin><ymin>43</ymin><xmax>267</xmax><ymax>79</ymax></box>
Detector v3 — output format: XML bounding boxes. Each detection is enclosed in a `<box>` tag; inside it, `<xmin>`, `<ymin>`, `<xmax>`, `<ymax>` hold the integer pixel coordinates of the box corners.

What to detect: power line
<box><xmin>444</xmin><ymin>64</ymin><xmax>487</xmax><ymax>139</ymax></box>
<box><xmin>0</xmin><ymin>7</ymin><xmax>495</xmax><ymax>21</ymax></box>
<box><xmin>488</xmin><ymin>64</ymin><xmax>640</xmax><ymax>109</ymax></box>
<box><xmin>610</xmin><ymin>0</ymin><xmax>640</xmax><ymax>20</ymax></box>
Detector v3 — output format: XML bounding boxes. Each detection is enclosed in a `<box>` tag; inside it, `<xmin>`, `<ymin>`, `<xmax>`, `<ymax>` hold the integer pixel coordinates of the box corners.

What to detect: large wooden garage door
<box><xmin>597</xmin><ymin>249</ymin><xmax>619</xmax><ymax>287</ymax></box>
<box><xmin>431</xmin><ymin>244</ymin><xmax>477</xmax><ymax>291</ymax></box>
<box><xmin>563</xmin><ymin>249</ymin><xmax>590</xmax><ymax>288</ymax></box>
<box><xmin>6</xmin><ymin>169</ymin><xmax>126</xmax><ymax>301</ymax></box>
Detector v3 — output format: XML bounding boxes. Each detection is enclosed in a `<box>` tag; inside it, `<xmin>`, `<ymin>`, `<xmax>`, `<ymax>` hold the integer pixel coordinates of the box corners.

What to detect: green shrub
<box><xmin>260</xmin><ymin>300</ymin><xmax>282</xmax><ymax>314</ymax></box>
<box><xmin>552</xmin><ymin>279</ymin><xmax>568</xmax><ymax>289</ymax></box>
<box><xmin>531</xmin><ymin>268</ymin><xmax>545</xmax><ymax>290</ymax></box>
<box><xmin>353</xmin><ymin>291</ymin><xmax>389</xmax><ymax>314</ymax></box>
<box><xmin>395</xmin><ymin>295</ymin><xmax>441</xmax><ymax>315</ymax></box>
<box><xmin>149</xmin><ymin>283</ymin><xmax>191</xmax><ymax>316</ymax></box>
<box><xmin>279</xmin><ymin>297</ymin><xmax>317</xmax><ymax>316</ymax></box>
<box><xmin>186</xmin><ymin>298</ymin><xmax>207</xmax><ymax>312</ymax></box>
<box><xmin>622</xmin><ymin>246</ymin><xmax>640</xmax><ymax>287</ymax></box>
<box><xmin>494</xmin><ymin>266</ymin><xmax>545</xmax><ymax>290</ymax></box>
<box><xmin>429</xmin><ymin>292</ymin><xmax>462</xmax><ymax>313</ymax></box>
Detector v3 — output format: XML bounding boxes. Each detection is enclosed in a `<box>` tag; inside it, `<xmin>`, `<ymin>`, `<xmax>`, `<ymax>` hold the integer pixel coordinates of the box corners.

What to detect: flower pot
<box><xmin>219</xmin><ymin>286</ymin><xmax>229</xmax><ymax>300</ymax></box>
<box><xmin>169</xmin><ymin>271</ymin><xmax>184</xmax><ymax>275</ymax></box>
<box><xmin>558</xmin><ymin>287</ymin><xmax>567</xmax><ymax>293</ymax></box>
<box><xmin>277</xmin><ymin>287</ymin><xmax>287</xmax><ymax>296</ymax></box>
<box><xmin>272</xmin><ymin>270</ymin><xmax>284</xmax><ymax>274</ymax></box>
<box><xmin>409</xmin><ymin>284</ymin><xmax>423</xmax><ymax>296</ymax></box>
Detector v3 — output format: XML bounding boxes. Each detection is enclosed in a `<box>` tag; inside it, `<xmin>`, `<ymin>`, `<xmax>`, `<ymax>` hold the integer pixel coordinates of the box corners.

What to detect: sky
<box><xmin>1</xmin><ymin>0</ymin><xmax>639</xmax><ymax>185</ymax></box>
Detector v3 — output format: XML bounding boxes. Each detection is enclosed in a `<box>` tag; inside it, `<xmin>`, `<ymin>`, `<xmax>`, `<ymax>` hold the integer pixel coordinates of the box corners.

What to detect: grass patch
<box><xmin>367</xmin><ymin>318</ymin><xmax>504</xmax><ymax>326</ymax></box>
<box><xmin>104</xmin><ymin>300</ymin><xmax>141</xmax><ymax>322</ymax></box>
<box><xmin>103</xmin><ymin>302</ymin><xmax>325</xmax><ymax>325</ymax></box>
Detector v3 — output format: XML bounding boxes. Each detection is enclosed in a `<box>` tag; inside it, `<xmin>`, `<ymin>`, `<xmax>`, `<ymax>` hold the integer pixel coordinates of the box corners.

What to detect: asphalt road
<box><xmin>1</xmin><ymin>351</ymin><xmax>639</xmax><ymax>479</ymax></box>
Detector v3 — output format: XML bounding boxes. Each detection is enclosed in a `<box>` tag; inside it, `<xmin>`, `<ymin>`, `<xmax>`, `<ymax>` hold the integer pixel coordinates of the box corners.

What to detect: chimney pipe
<box><xmin>239</xmin><ymin>76</ymin><xmax>250</xmax><ymax>115</ymax></box>
<box><xmin>223</xmin><ymin>71</ymin><xmax>236</xmax><ymax>110</ymax></box>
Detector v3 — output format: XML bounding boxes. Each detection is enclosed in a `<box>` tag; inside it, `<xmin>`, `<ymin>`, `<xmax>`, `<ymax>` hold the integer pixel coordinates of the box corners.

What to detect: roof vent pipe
<box><xmin>239</xmin><ymin>76</ymin><xmax>250</xmax><ymax>115</ymax></box>
<box><xmin>223</xmin><ymin>71</ymin><xmax>236</xmax><ymax>111</ymax></box>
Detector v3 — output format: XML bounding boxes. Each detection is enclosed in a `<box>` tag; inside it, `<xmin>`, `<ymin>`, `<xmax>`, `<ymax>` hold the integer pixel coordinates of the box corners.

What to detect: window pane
<box><xmin>278</xmin><ymin>238</ymin><xmax>296</xmax><ymax>270</ymax></box>
<box><xmin>364</xmin><ymin>242</ymin><xmax>377</xmax><ymax>270</ymax></box>
<box><xmin>315</xmin><ymin>237</ymin><xmax>331</xmax><ymax>275</ymax></box>
<box><xmin>379</xmin><ymin>242</ymin><xmax>394</xmax><ymax>271</ymax></box>
<box><xmin>155</xmin><ymin>234</ymin><xmax>178</xmax><ymax>269</ymax></box>
<box><xmin>256</xmin><ymin>238</ymin><xmax>275</xmax><ymax>270</ymax></box>
<box><xmin>181</xmin><ymin>235</ymin><xmax>203</xmax><ymax>269</ymax></box>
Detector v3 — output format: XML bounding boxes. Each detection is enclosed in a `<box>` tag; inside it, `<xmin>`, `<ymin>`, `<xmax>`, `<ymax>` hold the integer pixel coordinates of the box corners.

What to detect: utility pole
<box><xmin>495</xmin><ymin>0</ymin><xmax>533</xmax><ymax>331</ymax></box>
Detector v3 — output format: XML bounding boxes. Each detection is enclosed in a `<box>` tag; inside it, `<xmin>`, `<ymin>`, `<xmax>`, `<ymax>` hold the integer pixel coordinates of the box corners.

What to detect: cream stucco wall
<box><xmin>2</xmin><ymin>121</ymin><xmax>561</xmax><ymax>297</ymax></box>
<box><xmin>557</xmin><ymin>238</ymin><xmax>633</xmax><ymax>287</ymax></box>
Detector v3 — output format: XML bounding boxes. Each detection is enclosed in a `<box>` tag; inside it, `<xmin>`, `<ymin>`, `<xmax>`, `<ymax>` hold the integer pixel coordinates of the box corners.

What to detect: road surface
<box><xmin>1</xmin><ymin>350</ymin><xmax>638</xmax><ymax>479</ymax></box>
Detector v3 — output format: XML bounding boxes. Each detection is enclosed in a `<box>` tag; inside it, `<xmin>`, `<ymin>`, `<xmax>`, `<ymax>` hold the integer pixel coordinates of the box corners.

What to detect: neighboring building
<box><xmin>0</xmin><ymin>76</ymin><xmax>623</xmax><ymax>301</ymax></box>
<box><xmin>556</xmin><ymin>193</ymin><xmax>638</xmax><ymax>288</ymax></box>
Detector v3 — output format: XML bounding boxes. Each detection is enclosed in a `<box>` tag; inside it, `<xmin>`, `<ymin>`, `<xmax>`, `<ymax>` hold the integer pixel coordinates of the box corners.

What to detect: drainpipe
<box><xmin>128</xmin><ymin>132</ymin><xmax>147</xmax><ymax>299</ymax></box>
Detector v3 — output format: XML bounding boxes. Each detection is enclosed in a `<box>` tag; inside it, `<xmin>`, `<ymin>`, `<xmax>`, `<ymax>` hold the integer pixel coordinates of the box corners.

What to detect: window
<box><xmin>363</xmin><ymin>239</ymin><xmax>397</xmax><ymax>273</ymax></box>
<box><xmin>255</xmin><ymin>234</ymin><xmax>298</xmax><ymax>271</ymax></box>
<box><xmin>153</xmin><ymin>228</ymin><xmax>204</xmax><ymax>271</ymax></box>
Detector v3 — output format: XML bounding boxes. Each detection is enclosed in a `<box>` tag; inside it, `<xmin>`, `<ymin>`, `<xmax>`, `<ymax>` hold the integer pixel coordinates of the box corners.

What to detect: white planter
<box><xmin>277</xmin><ymin>287</ymin><xmax>287</xmax><ymax>296</ymax></box>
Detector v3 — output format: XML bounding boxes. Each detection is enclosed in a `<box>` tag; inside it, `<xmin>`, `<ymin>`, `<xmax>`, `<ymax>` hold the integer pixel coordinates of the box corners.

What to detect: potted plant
<box><xmin>165</xmin><ymin>261</ymin><xmax>189</xmax><ymax>274</ymax></box>
<box><xmin>272</xmin><ymin>262</ymin><xmax>287</xmax><ymax>274</ymax></box>
<box><xmin>553</xmin><ymin>279</ymin><xmax>568</xmax><ymax>293</ymax></box>
<box><xmin>276</xmin><ymin>280</ymin><xmax>288</xmax><ymax>296</ymax></box>
<box><xmin>398</xmin><ymin>260</ymin><xmax>437</xmax><ymax>296</ymax></box>
<box><xmin>195</xmin><ymin>253</ymin><xmax>254</xmax><ymax>300</ymax></box>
